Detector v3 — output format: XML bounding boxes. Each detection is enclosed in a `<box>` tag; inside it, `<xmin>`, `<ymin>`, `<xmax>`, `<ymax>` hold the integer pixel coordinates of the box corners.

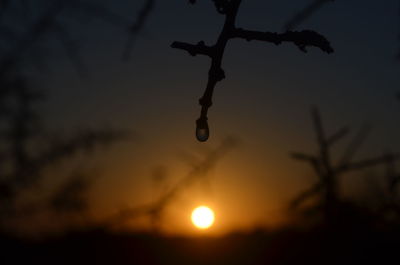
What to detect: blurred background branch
<box><xmin>290</xmin><ymin>107</ymin><xmax>399</xmax><ymax>226</ymax></box>
<box><xmin>0</xmin><ymin>0</ymin><xmax>153</xmax><ymax>234</ymax></box>
<box><xmin>106</xmin><ymin>137</ymin><xmax>239</xmax><ymax>231</ymax></box>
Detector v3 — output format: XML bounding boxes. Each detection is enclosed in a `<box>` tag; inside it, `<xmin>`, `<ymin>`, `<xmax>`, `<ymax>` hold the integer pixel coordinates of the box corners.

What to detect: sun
<box><xmin>191</xmin><ymin>206</ymin><xmax>215</xmax><ymax>230</ymax></box>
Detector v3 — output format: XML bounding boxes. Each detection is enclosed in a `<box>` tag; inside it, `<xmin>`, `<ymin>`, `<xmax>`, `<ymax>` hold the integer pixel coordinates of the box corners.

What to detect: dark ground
<box><xmin>1</xmin><ymin>220</ymin><xmax>399</xmax><ymax>265</ymax></box>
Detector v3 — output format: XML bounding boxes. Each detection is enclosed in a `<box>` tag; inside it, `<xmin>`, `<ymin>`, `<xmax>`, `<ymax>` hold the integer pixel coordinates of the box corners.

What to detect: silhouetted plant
<box><xmin>290</xmin><ymin>107</ymin><xmax>399</xmax><ymax>225</ymax></box>
<box><xmin>106</xmin><ymin>137</ymin><xmax>238</xmax><ymax>231</ymax></box>
<box><xmin>0</xmin><ymin>76</ymin><xmax>130</xmax><ymax>223</ymax></box>
<box><xmin>172</xmin><ymin>0</ymin><xmax>333</xmax><ymax>142</ymax></box>
<box><xmin>0</xmin><ymin>0</ymin><xmax>150</xmax><ymax>233</ymax></box>
<box><xmin>285</xmin><ymin>0</ymin><xmax>400</xmax><ymax>61</ymax></box>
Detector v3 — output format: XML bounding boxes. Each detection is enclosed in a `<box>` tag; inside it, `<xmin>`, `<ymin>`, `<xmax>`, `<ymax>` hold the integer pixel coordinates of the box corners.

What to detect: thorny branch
<box><xmin>172</xmin><ymin>0</ymin><xmax>333</xmax><ymax>142</ymax></box>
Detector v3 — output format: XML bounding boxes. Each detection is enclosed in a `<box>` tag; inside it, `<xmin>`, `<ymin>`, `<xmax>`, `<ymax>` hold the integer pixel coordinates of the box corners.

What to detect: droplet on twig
<box><xmin>196</xmin><ymin>118</ymin><xmax>209</xmax><ymax>142</ymax></box>
<box><xmin>196</xmin><ymin>126</ymin><xmax>209</xmax><ymax>142</ymax></box>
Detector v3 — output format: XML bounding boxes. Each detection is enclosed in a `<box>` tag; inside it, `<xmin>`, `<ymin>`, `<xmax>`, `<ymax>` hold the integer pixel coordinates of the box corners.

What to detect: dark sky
<box><xmin>31</xmin><ymin>0</ymin><xmax>400</xmax><ymax>235</ymax></box>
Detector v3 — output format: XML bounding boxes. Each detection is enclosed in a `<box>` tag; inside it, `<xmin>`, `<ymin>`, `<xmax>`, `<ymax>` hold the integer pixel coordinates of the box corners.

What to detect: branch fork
<box><xmin>173</xmin><ymin>0</ymin><xmax>333</xmax><ymax>142</ymax></box>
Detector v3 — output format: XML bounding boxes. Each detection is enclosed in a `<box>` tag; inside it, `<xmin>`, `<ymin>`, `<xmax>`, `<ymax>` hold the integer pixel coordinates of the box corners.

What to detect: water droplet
<box><xmin>196</xmin><ymin>117</ymin><xmax>209</xmax><ymax>142</ymax></box>
<box><xmin>196</xmin><ymin>127</ymin><xmax>209</xmax><ymax>142</ymax></box>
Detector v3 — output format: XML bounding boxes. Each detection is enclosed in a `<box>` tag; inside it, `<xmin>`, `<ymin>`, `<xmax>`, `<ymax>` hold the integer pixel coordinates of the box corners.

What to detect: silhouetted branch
<box><xmin>311</xmin><ymin>107</ymin><xmax>325</xmax><ymax>148</ymax></box>
<box><xmin>285</xmin><ymin>0</ymin><xmax>398</xmax><ymax>61</ymax></box>
<box><xmin>0</xmin><ymin>1</ymin><xmax>144</xmax><ymax>232</ymax></box>
<box><xmin>291</xmin><ymin>152</ymin><xmax>323</xmax><ymax>177</ymax></box>
<box><xmin>311</xmin><ymin>107</ymin><xmax>333</xmax><ymax>186</ymax></box>
<box><xmin>171</xmin><ymin>41</ymin><xmax>214</xmax><ymax>57</ymax></box>
<box><xmin>172</xmin><ymin>0</ymin><xmax>333</xmax><ymax>142</ymax></box>
<box><xmin>290</xmin><ymin>107</ymin><xmax>397</xmax><ymax>224</ymax></box>
<box><xmin>337</xmin><ymin>124</ymin><xmax>371</xmax><ymax>167</ymax></box>
<box><xmin>327</xmin><ymin>126</ymin><xmax>349</xmax><ymax>145</ymax></box>
<box><xmin>6</xmin><ymin>78</ymin><xmax>42</xmax><ymax>186</ymax></box>
<box><xmin>233</xmin><ymin>29</ymin><xmax>334</xmax><ymax>53</ymax></box>
<box><xmin>0</xmin><ymin>78</ymin><xmax>131</xmax><ymax>217</ymax></box>
<box><xmin>0</xmin><ymin>75</ymin><xmax>130</xmax><ymax>193</ymax></box>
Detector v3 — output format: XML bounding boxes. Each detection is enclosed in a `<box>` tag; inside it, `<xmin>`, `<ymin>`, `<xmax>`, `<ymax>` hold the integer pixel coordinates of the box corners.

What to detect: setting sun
<box><xmin>191</xmin><ymin>206</ymin><xmax>215</xmax><ymax>230</ymax></box>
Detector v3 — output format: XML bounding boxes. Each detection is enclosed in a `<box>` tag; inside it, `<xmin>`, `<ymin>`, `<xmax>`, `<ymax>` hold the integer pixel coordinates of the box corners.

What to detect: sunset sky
<box><xmin>29</xmin><ymin>0</ymin><xmax>400</xmax><ymax>235</ymax></box>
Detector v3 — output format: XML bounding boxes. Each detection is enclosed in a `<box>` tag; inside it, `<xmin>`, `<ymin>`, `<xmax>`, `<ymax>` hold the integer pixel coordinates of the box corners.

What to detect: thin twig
<box><xmin>172</xmin><ymin>0</ymin><xmax>333</xmax><ymax>142</ymax></box>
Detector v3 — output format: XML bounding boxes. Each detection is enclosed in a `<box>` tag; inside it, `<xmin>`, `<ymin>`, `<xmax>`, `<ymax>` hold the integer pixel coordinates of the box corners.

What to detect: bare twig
<box><xmin>172</xmin><ymin>0</ymin><xmax>333</xmax><ymax>142</ymax></box>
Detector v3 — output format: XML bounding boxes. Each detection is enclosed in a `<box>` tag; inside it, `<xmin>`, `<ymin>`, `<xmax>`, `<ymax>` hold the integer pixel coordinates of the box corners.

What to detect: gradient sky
<box><xmin>29</xmin><ymin>0</ymin><xmax>400</xmax><ymax>235</ymax></box>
